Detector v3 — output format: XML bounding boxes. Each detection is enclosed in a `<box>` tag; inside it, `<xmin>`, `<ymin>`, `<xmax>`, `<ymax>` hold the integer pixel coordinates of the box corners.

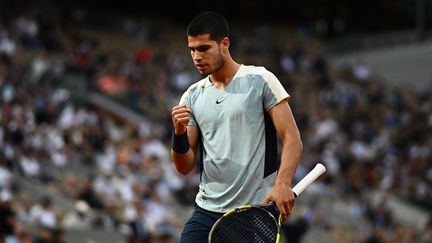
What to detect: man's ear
<box><xmin>220</xmin><ymin>37</ymin><xmax>230</xmax><ymax>53</ymax></box>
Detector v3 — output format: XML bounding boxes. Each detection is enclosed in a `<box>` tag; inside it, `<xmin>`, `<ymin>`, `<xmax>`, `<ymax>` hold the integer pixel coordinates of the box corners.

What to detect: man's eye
<box><xmin>198</xmin><ymin>46</ymin><xmax>210</xmax><ymax>52</ymax></box>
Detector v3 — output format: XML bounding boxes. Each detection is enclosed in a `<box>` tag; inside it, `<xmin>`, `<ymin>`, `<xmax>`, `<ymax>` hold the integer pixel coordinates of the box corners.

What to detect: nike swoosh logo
<box><xmin>216</xmin><ymin>96</ymin><xmax>228</xmax><ymax>104</ymax></box>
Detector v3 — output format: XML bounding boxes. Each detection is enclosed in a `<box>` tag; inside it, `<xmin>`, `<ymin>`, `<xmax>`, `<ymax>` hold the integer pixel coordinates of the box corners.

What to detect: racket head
<box><xmin>208</xmin><ymin>205</ymin><xmax>280</xmax><ymax>243</ymax></box>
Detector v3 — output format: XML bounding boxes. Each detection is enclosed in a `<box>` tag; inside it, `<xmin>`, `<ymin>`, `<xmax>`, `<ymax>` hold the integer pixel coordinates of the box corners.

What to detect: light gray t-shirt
<box><xmin>179</xmin><ymin>64</ymin><xmax>289</xmax><ymax>213</ymax></box>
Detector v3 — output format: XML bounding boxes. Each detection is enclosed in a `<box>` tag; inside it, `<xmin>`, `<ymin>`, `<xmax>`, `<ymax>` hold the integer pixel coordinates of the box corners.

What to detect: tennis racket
<box><xmin>208</xmin><ymin>163</ymin><xmax>326</xmax><ymax>243</ymax></box>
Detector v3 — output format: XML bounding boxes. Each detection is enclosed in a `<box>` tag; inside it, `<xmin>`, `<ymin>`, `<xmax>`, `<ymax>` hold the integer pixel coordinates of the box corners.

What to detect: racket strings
<box><xmin>210</xmin><ymin>208</ymin><xmax>278</xmax><ymax>243</ymax></box>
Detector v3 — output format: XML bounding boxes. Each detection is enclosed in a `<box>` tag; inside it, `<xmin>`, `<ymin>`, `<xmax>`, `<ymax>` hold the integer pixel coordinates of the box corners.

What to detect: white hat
<box><xmin>75</xmin><ymin>200</ymin><xmax>90</xmax><ymax>213</ymax></box>
<box><xmin>0</xmin><ymin>189</ymin><xmax>12</xmax><ymax>202</ymax></box>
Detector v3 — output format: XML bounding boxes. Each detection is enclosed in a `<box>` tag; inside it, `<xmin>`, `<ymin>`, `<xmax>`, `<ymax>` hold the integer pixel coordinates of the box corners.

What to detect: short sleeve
<box><xmin>262</xmin><ymin>69</ymin><xmax>290</xmax><ymax>111</ymax></box>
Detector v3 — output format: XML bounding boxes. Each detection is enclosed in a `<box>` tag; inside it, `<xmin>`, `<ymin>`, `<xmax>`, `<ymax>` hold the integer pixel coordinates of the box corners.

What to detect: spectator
<box><xmin>112</xmin><ymin>165</ymin><xmax>135</xmax><ymax>204</ymax></box>
<box><xmin>0</xmin><ymin>157</ymin><xmax>14</xmax><ymax>195</ymax></box>
<box><xmin>62</xmin><ymin>200</ymin><xmax>94</xmax><ymax>230</ymax></box>
<box><xmin>128</xmin><ymin>201</ymin><xmax>151</xmax><ymax>243</ymax></box>
<box><xmin>353</xmin><ymin>59</ymin><xmax>372</xmax><ymax>82</ymax></box>
<box><xmin>421</xmin><ymin>216</ymin><xmax>432</xmax><ymax>243</ymax></box>
<box><xmin>78</xmin><ymin>175</ymin><xmax>105</xmax><ymax>210</ymax></box>
<box><xmin>0</xmin><ymin>194</ymin><xmax>15</xmax><ymax>241</ymax></box>
<box><xmin>32</xmin><ymin>227</ymin><xmax>53</xmax><ymax>243</ymax></box>
<box><xmin>29</xmin><ymin>196</ymin><xmax>57</xmax><ymax>229</ymax></box>
<box><xmin>93</xmin><ymin>169</ymin><xmax>117</xmax><ymax>204</ymax></box>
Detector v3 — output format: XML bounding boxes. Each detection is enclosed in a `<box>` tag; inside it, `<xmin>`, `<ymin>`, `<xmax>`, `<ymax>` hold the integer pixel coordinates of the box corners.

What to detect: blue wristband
<box><xmin>171</xmin><ymin>131</ymin><xmax>190</xmax><ymax>153</ymax></box>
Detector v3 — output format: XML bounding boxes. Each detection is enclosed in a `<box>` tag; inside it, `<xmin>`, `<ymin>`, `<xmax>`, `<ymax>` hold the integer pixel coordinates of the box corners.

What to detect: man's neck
<box><xmin>210</xmin><ymin>60</ymin><xmax>240</xmax><ymax>89</ymax></box>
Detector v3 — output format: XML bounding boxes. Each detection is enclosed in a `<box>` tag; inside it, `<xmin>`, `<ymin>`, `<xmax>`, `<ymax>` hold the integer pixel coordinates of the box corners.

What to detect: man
<box><xmin>171</xmin><ymin>11</ymin><xmax>303</xmax><ymax>242</ymax></box>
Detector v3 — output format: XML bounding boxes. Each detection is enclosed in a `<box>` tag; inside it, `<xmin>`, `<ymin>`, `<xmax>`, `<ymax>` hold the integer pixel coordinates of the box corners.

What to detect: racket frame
<box><xmin>208</xmin><ymin>204</ymin><xmax>281</xmax><ymax>243</ymax></box>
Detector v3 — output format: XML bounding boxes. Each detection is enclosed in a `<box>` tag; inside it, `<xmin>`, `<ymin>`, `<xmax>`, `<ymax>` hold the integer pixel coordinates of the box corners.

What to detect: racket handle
<box><xmin>292</xmin><ymin>163</ymin><xmax>326</xmax><ymax>197</ymax></box>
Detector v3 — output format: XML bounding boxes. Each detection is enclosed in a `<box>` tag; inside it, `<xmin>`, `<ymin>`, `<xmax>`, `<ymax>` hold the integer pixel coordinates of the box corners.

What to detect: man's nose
<box><xmin>193</xmin><ymin>52</ymin><xmax>202</xmax><ymax>61</ymax></box>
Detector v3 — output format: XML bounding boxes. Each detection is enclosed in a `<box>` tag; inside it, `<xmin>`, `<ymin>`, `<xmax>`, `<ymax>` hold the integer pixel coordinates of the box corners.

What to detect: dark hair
<box><xmin>187</xmin><ymin>11</ymin><xmax>229</xmax><ymax>41</ymax></box>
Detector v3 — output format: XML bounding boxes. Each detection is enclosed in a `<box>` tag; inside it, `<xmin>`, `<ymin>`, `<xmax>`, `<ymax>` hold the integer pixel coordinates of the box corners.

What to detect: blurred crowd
<box><xmin>0</xmin><ymin>4</ymin><xmax>431</xmax><ymax>243</ymax></box>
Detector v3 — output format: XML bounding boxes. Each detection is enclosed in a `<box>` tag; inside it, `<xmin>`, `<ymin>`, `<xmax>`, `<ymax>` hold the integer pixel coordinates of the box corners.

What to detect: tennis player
<box><xmin>171</xmin><ymin>11</ymin><xmax>303</xmax><ymax>242</ymax></box>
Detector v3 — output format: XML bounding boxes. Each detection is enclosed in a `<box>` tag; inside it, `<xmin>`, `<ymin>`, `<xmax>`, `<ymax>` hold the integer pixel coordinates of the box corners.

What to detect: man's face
<box><xmin>188</xmin><ymin>34</ymin><xmax>226</xmax><ymax>76</ymax></box>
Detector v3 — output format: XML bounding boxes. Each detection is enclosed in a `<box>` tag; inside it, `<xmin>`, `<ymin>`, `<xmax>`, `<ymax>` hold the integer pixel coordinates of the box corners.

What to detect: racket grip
<box><xmin>292</xmin><ymin>163</ymin><xmax>326</xmax><ymax>197</ymax></box>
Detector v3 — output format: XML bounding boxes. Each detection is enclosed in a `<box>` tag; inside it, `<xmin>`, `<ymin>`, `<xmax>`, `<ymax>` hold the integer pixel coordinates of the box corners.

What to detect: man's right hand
<box><xmin>171</xmin><ymin>104</ymin><xmax>192</xmax><ymax>134</ymax></box>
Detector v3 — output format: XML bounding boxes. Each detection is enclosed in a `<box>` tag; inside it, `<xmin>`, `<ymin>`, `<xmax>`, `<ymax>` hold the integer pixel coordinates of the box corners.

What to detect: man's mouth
<box><xmin>196</xmin><ymin>64</ymin><xmax>207</xmax><ymax>72</ymax></box>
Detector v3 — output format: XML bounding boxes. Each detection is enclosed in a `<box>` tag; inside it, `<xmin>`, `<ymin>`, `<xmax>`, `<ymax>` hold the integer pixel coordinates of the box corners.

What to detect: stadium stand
<box><xmin>0</xmin><ymin>3</ymin><xmax>431</xmax><ymax>243</ymax></box>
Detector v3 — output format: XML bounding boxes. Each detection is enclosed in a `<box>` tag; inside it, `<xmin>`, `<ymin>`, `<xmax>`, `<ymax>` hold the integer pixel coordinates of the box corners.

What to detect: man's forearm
<box><xmin>171</xmin><ymin>149</ymin><xmax>196</xmax><ymax>175</ymax></box>
<box><xmin>276</xmin><ymin>137</ymin><xmax>303</xmax><ymax>187</ymax></box>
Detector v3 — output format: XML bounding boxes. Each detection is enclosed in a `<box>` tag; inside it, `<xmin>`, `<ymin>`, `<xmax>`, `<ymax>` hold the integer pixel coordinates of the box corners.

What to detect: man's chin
<box><xmin>197</xmin><ymin>69</ymin><xmax>211</xmax><ymax>76</ymax></box>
